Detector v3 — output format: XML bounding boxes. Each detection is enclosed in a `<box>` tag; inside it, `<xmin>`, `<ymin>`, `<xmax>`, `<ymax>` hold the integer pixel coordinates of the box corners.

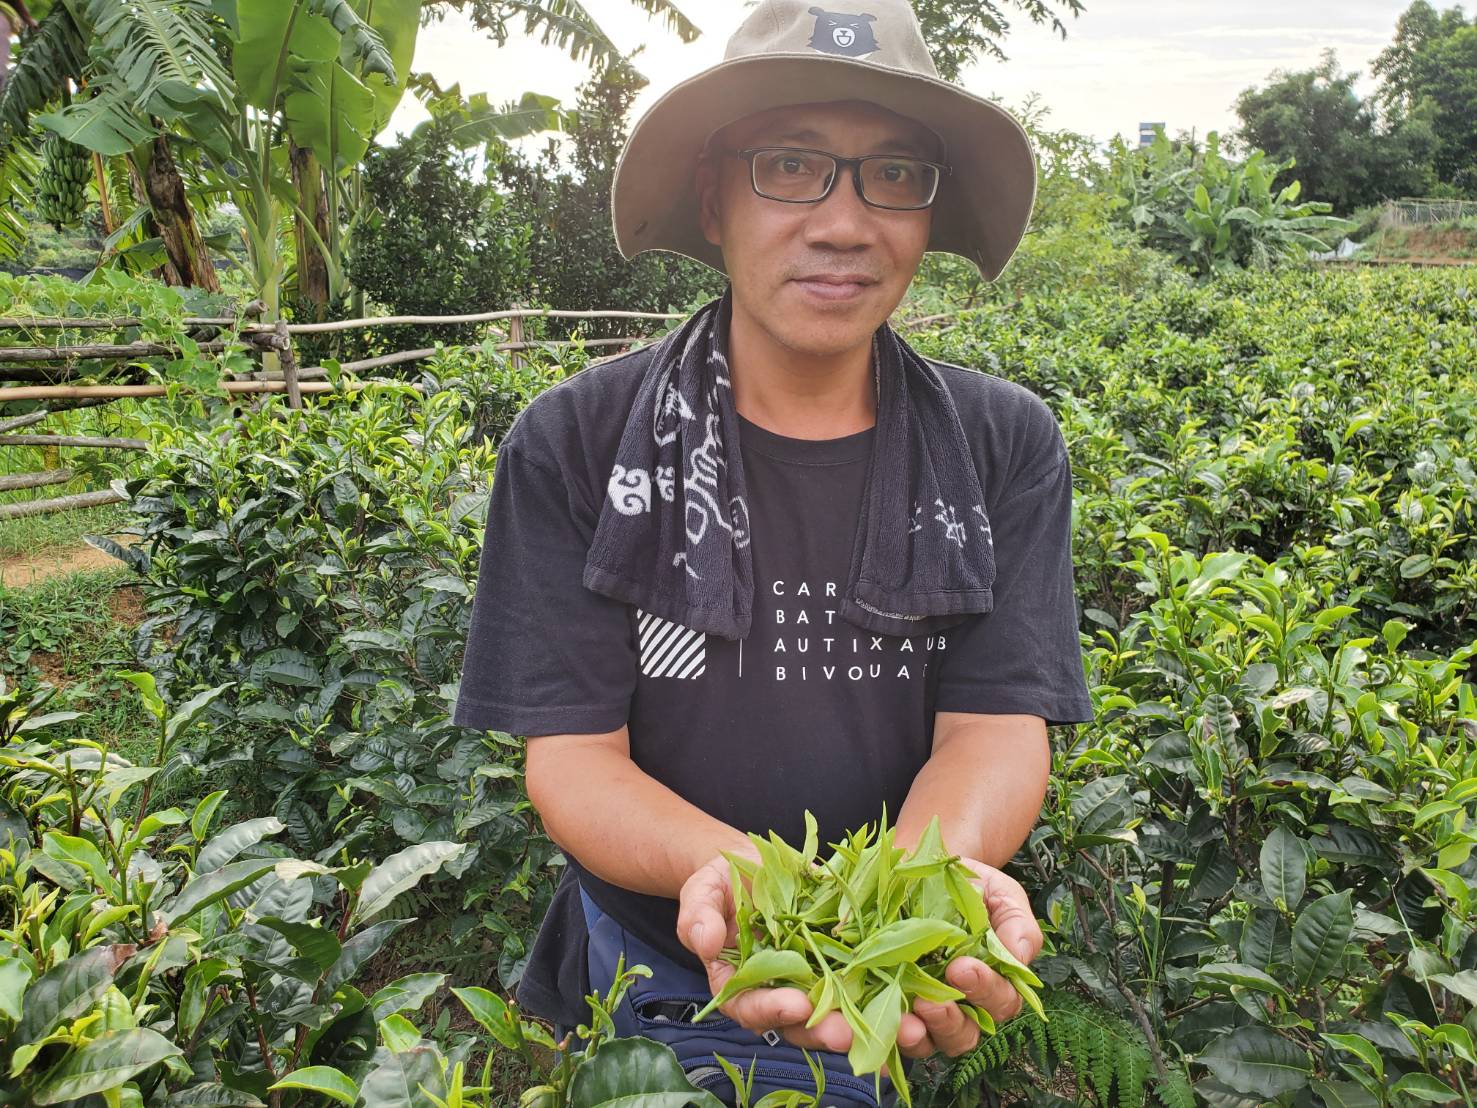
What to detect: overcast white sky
<box><xmin>388</xmin><ymin>1</ymin><xmax>1416</xmax><ymax>153</ymax></box>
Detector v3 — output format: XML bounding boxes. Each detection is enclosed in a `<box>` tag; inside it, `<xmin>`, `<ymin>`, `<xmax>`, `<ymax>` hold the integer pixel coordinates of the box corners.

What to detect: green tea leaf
<box><xmin>268</xmin><ymin>1066</ymin><xmax>359</xmax><ymax>1106</ymax></box>
<box><xmin>850</xmin><ymin>918</ymin><xmax>967</xmax><ymax>971</ymax></box>
<box><xmin>32</xmin><ymin>1028</ymin><xmax>182</xmax><ymax>1104</ymax></box>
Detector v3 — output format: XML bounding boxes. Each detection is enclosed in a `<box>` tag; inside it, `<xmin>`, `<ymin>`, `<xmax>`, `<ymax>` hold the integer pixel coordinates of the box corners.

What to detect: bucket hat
<box><xmin>610</xmin><ymin>0</ymin><xmax>1038</xmax><ymax>281</ymax></box>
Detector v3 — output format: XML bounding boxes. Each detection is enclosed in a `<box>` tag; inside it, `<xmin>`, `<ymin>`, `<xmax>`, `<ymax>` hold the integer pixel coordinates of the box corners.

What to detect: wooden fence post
<box><xmin>275</xmin><ymin>319</ymin><xmax>302</xmax><ymax>409</ymax></box>
<box><xmin>508</xmin><ymin>306</ymin><xmax>524</xmax><ymax>372</ymax></box>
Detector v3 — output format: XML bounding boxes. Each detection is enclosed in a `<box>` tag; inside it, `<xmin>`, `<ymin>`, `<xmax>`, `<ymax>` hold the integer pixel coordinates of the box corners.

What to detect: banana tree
<box><xmin>0</xmin><ymin>0</ymin><xmax>228</xmax><ymax>285</ymax></box>
<box><xmin>1108</xmin><ymin>128</ymin><xmax>1353</xmax><ymax>278</ymax></box>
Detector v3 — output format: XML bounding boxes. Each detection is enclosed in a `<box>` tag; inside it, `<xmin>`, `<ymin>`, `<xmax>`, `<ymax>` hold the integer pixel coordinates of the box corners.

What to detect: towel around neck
<box><xmin>581</xmin><ymin>288</ymin><xmax>997</xmax><ymax>640</ymax></box>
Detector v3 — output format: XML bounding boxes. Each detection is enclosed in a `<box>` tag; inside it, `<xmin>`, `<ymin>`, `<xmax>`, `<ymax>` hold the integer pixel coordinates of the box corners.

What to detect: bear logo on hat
<box><xmin>806</xmin><ymin>7</ymin><xmax>879</xmax><ymax>57</ymax></box>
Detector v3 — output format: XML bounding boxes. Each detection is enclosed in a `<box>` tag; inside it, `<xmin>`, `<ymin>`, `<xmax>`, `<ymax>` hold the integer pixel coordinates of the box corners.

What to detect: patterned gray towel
<box><xmin>582</xmin><ymin>287</ymin><xmax>996</xmax><ymax>640</ymax></box>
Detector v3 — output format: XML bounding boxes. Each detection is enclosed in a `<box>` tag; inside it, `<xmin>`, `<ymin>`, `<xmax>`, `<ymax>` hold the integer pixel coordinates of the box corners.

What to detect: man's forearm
<box><xmin>894</xmin><ymin>713</ymin><xmax>1051</xmax><ymax>867</ymax></box>
<box><xmin>526</xmin><ymin>739</ymin><xmax>752</xmax><ymax>899</ymax></box>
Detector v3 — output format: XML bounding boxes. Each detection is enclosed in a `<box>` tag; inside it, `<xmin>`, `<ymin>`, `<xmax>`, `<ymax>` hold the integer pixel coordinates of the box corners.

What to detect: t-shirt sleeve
<box><xmin>452</xmin><ymin>436</ymin><xmax>638</xmax><ymax>738</ymax></box>
<box><xmin>933</xmin><ymin>445</ymin><xmax>1094</xmax><ymax>727</ymax></box>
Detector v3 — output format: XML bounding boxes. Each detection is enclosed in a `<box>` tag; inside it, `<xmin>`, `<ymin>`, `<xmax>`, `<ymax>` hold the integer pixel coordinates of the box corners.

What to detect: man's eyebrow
<box><xmin>763</xmin><ymin>127</ymin><xmax>933</xmax><ymax>157</ymax></box>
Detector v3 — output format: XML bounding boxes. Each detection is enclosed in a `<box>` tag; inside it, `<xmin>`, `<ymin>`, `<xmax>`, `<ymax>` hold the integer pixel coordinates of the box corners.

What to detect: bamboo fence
<box><xmin>0</xmin><ymin>303</ymin><xmax>685</xmax><ymax>520</ymax></box>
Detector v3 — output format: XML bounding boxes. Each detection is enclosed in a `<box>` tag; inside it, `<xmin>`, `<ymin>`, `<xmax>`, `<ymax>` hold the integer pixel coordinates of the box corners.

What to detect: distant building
<box><xmin>1139</xmin><ymin>122</ymin><xmax>1165</xmax><ymax>147</ymax></box>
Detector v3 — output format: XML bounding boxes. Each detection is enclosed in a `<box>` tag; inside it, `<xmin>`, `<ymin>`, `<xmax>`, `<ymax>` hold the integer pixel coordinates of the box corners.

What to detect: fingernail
<box><xmin>1016</xmin><ymin>939</ymin><xmax>1033</xmax><ymax>961</ymax></box>
<box><xmin>691</xmin><ymin>922</ymin><xmax>705</xmax><ymax>948</ymax></box>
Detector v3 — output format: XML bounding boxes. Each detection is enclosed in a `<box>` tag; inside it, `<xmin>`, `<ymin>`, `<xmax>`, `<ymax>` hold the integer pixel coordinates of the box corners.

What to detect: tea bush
<box><xmin>0</xmin><ymin>677</ymin><xmax>751</xmax><ymax>1106</ymax></box>
<box><xmin>60</xmin><ymin>264</ymin><xmax>1477</xmax><ymax>1105</ymax></box>
<box><xmin>105</xmin><ymin>349</ymin><xmax>570</xmax><ymax>994</ymax></box>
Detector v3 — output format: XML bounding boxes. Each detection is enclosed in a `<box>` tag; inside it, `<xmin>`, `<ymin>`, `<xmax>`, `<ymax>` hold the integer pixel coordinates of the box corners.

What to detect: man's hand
<box><xmin>896</xmin><ymin>859</ymin><xmax>1043</xmax><ymax>1060</ymax></box>
<box><xmin>677</xmin><ymin>846</ymin><xmax>855</xmax><ymax>1053</ymax></box>
<box><xmin>676</xmin><ymin>851</ymin><xmax>1042</xmax><ymax>1061</ymax></box>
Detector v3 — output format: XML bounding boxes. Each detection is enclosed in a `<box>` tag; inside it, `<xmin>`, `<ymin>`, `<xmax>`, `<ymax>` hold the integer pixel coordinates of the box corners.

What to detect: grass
<box><xmin>1363</xmin><ymin>218</ymin><xmax>1477</xmax><ymax>261</ymax></box>
<box><xmin>0</xmin><ymin>500</ymin><xmax>138</xmax><ymax>560</ymax></box>
<box><xmin>0</xmin><ymin>564</ymin><xmax>158</xmax><ymax>771</ymax></box>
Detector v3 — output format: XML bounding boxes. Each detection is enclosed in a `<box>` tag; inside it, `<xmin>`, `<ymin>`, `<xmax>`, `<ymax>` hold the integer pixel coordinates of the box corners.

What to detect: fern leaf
<box><xmin>1154</xmin><ymin>1071</ymin><xmax>1195</xmax><ymax>1108</ymax></box>
<box><xmin>1088</xmin><ymin>1022</ymin><xmax>1114</xmax><ymax>1105</ymax></box>
<box><xmin>1116</xmin><ymin>1044</ymin><xmax>1150</xmax><ymax>1108</ymax></box>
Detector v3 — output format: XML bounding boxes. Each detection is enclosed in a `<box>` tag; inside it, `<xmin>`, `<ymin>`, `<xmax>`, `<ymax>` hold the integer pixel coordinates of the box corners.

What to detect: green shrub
<box><xmin>110</xmin><ymin>350</ymin><xmax>569</xmax><ymax>990</ymax></box>
<box><xmin>495</xmin><ymin>56</ymin><xmax>725</xmax><ymax>341</ymax></box>
<box><xmin>67</xmin><ymin>264</ymin><xmax>1477</xmax><ymax>1106</ymax></box>
<box><xmin>341</xmin><ymin>120</ymin><xmax>533</xmax><ymax>363</ymax></box>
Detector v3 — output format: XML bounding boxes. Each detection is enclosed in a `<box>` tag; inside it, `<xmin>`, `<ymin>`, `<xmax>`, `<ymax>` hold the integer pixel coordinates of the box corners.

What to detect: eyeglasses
<box><xmin>726</xmin><ymin>146</ymin><xmax>949</xmax><ymax>211</ymax></box>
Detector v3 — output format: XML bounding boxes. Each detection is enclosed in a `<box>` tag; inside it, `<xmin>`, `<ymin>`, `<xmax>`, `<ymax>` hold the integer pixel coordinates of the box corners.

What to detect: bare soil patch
<box><xmin>108</xmin><ymin>584</ymin><xmax>146</xmax><ymax>627</ymax></box>
<box><xmin>0</xmin><ymin>535</ymin><xmax>139</xmax><ymax>589</ymax></box>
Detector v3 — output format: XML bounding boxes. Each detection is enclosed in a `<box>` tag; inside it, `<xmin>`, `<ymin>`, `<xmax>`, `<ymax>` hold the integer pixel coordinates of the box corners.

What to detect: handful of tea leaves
<box><xmin>690</xmin><ymin>812</ymin><xmax>1044</xmax><ymax>1106</ymax></box>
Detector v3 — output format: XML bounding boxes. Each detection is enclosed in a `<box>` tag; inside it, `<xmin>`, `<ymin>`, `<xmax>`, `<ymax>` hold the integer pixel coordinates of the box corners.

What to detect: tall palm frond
<box><xmin>0</xmin><ymin>141</ymin><xmax>38</xmax><ymax>258</ymax></box>
<box><xmin>609</xmin><ymin>0</ymin><xmax>698</xmax><ymax>45</ymax></box>
<box><xmin>30</xmin><ymin>0</ymin><xmax>235</xmax><ymax>158</ymax></box>
<box><xmin>501</xmin><ymin>0</ymin><xmax>619</xmax><ymax>68</ymax></box>
<box><xmin>499</xmin><ymin>0</ymin><xmax>697</xmax><ymax>70</ymax></box>
<box><xmin>0</xmin><ymin>2</ymin><xmax>85</xmax><ymax>135</ymax></box>
<box><xmin>81</xmin><ymin>0</ymin><xmax>234</xmax><ymax>115</ymax></box>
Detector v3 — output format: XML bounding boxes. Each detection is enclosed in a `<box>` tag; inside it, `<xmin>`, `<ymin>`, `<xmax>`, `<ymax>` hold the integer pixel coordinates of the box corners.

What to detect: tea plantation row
<box><xmin>3</xmin><ymin>265</ymin><xmax>1475</xmax><ymax>1105</ymax></box>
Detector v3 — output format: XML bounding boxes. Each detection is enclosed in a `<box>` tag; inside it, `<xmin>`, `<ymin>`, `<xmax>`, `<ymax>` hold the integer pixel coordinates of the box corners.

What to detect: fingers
<box><xmin>896</xmin><ymin>1011</ymin><xmax>936</xmax><ymax>1059</ymax></box>
<box><xmin>960</xmin><ymin>859</ymin><xmax>1043</xmax><ymax>965</ymax></box>
<box><xmin>911</xmin><ymin>999</ymin><xmax>981</xmax><ymax>1058</ymax></box>
<box><xmin>676</xmin><ymin>862</ymin><xmax>734</xmax><ymax>962</ymax></box>
<box><xmin>720</xmin><ymin>984</ymin><xmax>814</xmax><ymax>1034</ymax></box>
<box><xmin>945</xmin><ymin>955</ymin><xmax>1023</xmax><ymax>1023</ymax></box>
<box><xmin>781</xmin><ymin>1010</ymin><xmax>853</xmax><ymax>1054</ymax></box>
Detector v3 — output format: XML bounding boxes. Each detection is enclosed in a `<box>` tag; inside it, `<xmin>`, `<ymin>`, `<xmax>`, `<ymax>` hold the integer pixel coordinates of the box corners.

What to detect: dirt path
<box><xmin>0</xmin><ymin>535</ymin><xmax>139</xmax><ymax>589</ymax></box>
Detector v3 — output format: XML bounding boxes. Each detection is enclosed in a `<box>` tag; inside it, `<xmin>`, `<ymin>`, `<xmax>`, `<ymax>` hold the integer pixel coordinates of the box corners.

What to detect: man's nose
<box><xmin>803</xmin><ymin>162</ymin><xmax>875</xmax><ymax>244</ymax></box>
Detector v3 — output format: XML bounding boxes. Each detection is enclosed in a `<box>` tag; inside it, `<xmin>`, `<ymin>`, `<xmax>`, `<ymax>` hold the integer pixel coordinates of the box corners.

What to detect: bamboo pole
<box><xmin>286</xmin><ymin>335</ymin><xmax>646</xmax><ymax>379</ymax></box>
<box><xmin>0</xmin><ymin>468</ymin><xmax>74</xmax><ymax>492</ymax></box>
<box><xmin>0</xmin><ymin>433</ymin><xmax>148</xmax><ymax>449</ymax></box>
<box><xmin>0</xmin><ymin>409</ymin><xmax>50</xmax><ymax>434</ymax></box>
<box><xmin>0</xmin><ymin>488</ymin><xmax>125</xmax><ymax>520</ymax></box>
<box><xmin>0</xmin><ymin>306</ymin><xmax>677</xmax><ymax>335</ymax></box>
<box><xmin>271</xmin><ymin>307</ymin><xmax>684</xmax><ymax>335</ymax></box>
<box><xmin>0</xmin><ymin>380</ymin><xmax>422</xmax><ymax>404</ymax></box>
<box><xmin>507</xmin><ymin>307</ymin><xmax>524</xmax><ymax>372</ymax></box>
<box><xmin>0</xmin><ymin>339</ymin><xmax>237</xmax><ymax>362</ymax></box>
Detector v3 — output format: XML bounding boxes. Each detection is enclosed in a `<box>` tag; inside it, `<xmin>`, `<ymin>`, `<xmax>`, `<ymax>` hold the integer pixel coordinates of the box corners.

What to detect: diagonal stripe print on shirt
<box><xmin>636</xmin><ymin>607</ymin><xmax>706</xmax><ymax>678</ymax></box>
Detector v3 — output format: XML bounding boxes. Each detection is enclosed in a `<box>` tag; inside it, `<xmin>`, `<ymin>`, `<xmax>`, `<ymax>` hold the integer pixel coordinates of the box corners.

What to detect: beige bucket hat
<box><xmin>610</xmin><ymin>0</ymin><xmax>1038</xmax><ymax>281</ymax></box>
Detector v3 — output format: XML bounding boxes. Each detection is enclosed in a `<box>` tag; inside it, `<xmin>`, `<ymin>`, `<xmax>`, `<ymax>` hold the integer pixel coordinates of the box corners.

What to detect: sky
<box><xmin>388</xmin><ymin>0</ymin><xmax>1417</xmax><ymax>154</ymax></box>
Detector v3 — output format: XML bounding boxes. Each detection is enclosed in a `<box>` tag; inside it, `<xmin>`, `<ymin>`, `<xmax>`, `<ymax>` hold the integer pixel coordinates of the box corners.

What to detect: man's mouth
<box><xmin>791</xmin><ymin>274</ymin><xmax>876</xmax><ymax>301</ymax></box>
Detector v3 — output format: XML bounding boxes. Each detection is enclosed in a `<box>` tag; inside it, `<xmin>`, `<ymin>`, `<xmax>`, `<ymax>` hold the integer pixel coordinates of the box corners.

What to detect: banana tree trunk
<box><xmin>138</xmin><ymin>134</ymin><xmax>220</xmax><ymax>293</ymax></box>
<box><xmin>289</xmin><ymin>141</ymin><xmax>331</xmax><ymax>321</ymax></box>
<box><xmin>124</xmin><ymin>152</ymin><xmax>183</xmax><ymax>287</ymax></box>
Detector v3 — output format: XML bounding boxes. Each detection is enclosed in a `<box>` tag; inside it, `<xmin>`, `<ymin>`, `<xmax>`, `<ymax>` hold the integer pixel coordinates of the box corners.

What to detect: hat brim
<box><xmin>610</xmin><ymin>53</ymin><xmax>1038</xmax><ymax>282</ymax></box>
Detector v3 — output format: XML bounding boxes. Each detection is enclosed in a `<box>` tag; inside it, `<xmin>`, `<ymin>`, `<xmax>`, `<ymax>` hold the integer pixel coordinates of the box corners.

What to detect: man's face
<box><xmin>695</xmin><ymin>100</ymin><xmax>938</xmax><ymax>361</ymax></box>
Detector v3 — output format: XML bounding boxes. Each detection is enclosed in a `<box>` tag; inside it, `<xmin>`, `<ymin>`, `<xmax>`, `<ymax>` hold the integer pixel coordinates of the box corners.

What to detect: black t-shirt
<box><xmin>452</xmin><ymin>342</ymin><xmax>1093</xmax><ymax>1026</ymax></box>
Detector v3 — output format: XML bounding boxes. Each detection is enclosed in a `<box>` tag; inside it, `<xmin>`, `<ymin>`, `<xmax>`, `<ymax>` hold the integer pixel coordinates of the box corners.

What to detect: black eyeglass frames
<box><xmin>726</xmin><ymin>146</ymin><xmax>950</xmax><ymax>211</ymax></box>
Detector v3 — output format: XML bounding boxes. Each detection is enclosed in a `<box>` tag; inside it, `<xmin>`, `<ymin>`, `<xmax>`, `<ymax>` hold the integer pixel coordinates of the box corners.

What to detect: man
<box><xmin>453</xmin><ymin>0</ymin><xmax>1093</xmax><ymax>1102</ymax></box>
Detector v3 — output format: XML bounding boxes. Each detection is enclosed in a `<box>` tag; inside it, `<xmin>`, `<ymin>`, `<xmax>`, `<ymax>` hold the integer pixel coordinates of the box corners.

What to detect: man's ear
<box><xmin>695</xmin><ymin>157</ymin><xmax>723</xmax><ymax>248</ymax></box>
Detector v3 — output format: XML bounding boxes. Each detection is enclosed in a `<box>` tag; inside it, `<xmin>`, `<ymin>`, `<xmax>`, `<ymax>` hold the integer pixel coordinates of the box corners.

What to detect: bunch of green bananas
<box><xmin>37</xmin><ymin>131</ymin><xmax>91</xmax><ymax>230</ymax></box>
<box><xmin>693</xmin><ymin>812</ymin><xmax>1045</xmax><ymax>1107</ymax></box>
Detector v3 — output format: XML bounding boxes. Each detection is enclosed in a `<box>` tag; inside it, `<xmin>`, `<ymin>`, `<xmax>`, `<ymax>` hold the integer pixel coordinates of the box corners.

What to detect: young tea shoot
<box><xmin>691</xmin><ymin>810</ymin><xmax>1045</xmax><ymax>1106</ymax></box>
